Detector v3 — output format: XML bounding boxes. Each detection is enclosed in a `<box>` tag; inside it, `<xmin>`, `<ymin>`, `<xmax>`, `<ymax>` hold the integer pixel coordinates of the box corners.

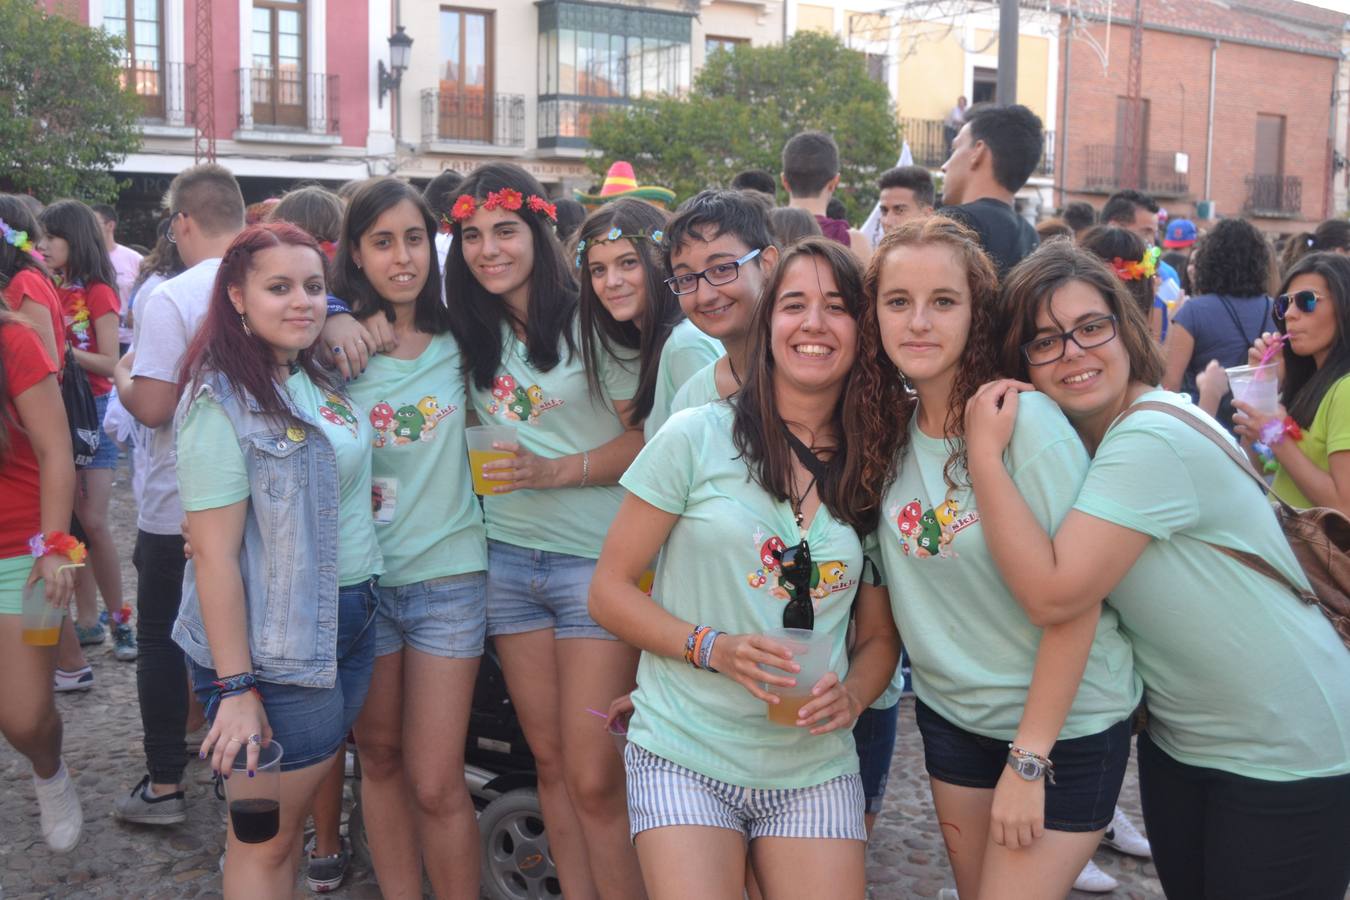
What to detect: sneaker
<box><xmin>33</xmin><ymin>761</ymin><xmax>83</xmax><ymax>852</ymax></box>
<box><xmin>75</xmin><ymin>621</ymin><xmax>106</xmax><ymax>646</ymax></box>
<box><xmin>1101</xmin><ymin>806</ymin><xmax>1151</xmax><ymax>858</ymax></box>
<box><xmin>305</xmin><ymin>836</ymin><xmax>351</xmax><ymax>893</ymax></box>
<box><xmin>53</xmin><ymin>666</ymin><xmax>94</xmax><ymax>693</ymax></box>
<box><xmin>111</xmin><ymin>623</ymin><xmax>138</xmax><ymax>661</ymax></box>
<box><xmin>113</xmin><ymin>775</ymin><xmax>186</xmax><ymax>825</ymax></box>
<box><xmin>1073</xmin><ymin>859</ymin><xmax>1120</xmax><ymax>893</ymax></box>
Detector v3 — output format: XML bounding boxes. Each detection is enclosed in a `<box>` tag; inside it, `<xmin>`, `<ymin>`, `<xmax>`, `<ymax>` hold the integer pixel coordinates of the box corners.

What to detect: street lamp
<box><xmin>378</xmin><ymin>25</ymin><xmax>413</xmax><ymax>108</ymax></box>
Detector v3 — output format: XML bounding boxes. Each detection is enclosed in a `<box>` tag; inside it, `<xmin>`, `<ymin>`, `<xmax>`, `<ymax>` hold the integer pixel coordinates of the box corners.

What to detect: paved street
<box><xmin>0</xmin><ymin>463</ymin><xmax>1164</xmax><ymax>899</ymax></box>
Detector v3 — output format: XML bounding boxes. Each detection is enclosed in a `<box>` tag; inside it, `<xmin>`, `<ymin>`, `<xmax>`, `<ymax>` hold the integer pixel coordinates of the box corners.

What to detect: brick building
<box><xmin>1053</xmin><ymin>0</ymin><xmax>1345</xmax><ymax>234</ymax></box>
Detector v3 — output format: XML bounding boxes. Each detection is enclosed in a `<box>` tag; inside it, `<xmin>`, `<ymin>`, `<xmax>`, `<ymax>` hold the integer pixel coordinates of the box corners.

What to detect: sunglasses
<box><xmin>773</xmin><ymin>539</ymin><xmax>815</xmax><ymax>630</ymax></box>
<box><xmin>1274</xmin><ymin>290</ymin><xmax>1321</xmax><ymax>319</ymax></box>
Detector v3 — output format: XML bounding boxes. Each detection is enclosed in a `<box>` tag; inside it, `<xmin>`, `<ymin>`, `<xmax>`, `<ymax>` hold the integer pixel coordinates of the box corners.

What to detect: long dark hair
<box><xmin>331</xmin><ymin>178</ymin><xmax>450</xmax><ymax>334</ymax></box>
<box><xmin>445</xmin><ymin>163</ymin><xmax>578</xmax><ymax>390</ymax></box>
<box><xmin>731</xmin><ymin>237</ymin><xmax>880</xmax><ymax>533</ymax></box>
<box><xmin>180</xmin><ymin>223</ymin><xmax>343</xmax><ymax>424</ymax></box>
<box><xmin>576</xmin><ymin>199</ymin><xmax>678</xmax><ymax>425</ymax></box>
<box><xmin>0</xmin><ymin>311</ymin><xmax>27</xmax><ymax>460</ymax></box>
<box><xmin>1279</xmin><ymin>252</ymin><xmax>1350</xmax><ymax>429</ymax></box>
<box><xmin>38</xmin><ymin>200</ymin><xmax>117</xmax><ymax>289</ymax></box>
<box><xmin>0</xmin><ymin>195</ymin><xmax>52</xmax><ymax>290</ymax></box>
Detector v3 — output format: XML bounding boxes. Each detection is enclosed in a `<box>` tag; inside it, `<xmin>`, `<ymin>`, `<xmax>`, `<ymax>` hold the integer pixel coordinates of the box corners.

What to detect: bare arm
<box><xmin>15</xmin><ymin>374</ymin><xmax>77</xmax><ymax>605</ymax></box>
<box><xmin>15</xmin><ymin>296</ymin><xmax>59</xmax><ymax>363</ymax></box>
<box><xmin>114</xmin><ymin>351</ymin><xmax>178</xmax><ymax>429</ymax></box>
<box><xmin>484</xmin><ymin>397</ymin><xmax>646</xmax><ymax>492</ymax></box>
<box><xmin>73</xmin><ymin>313</ymin><xmax>119</xmax><ymax>378</ymax></box>
<box><xmin>1162</xmin><ymin>322</ymin><xmax>1195</xmax><ymax>392</ymax></box>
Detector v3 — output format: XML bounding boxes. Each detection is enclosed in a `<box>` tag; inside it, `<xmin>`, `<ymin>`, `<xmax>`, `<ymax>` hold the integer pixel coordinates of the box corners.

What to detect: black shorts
<box><xmin>914</xmin><ymin>698</ymin><xmax>1130</xmax><ymax>832</ymax></box>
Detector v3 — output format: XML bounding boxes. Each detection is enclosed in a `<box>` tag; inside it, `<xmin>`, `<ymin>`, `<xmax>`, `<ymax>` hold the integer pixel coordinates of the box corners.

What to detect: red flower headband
<box><xmin>1110</xmin><ymin>246</ymin><xmax>1161</xmax><ymax>282</ymax></box>
<box><xmin>451</xmin><ymin>189</ymin><xmax>558</xmax><ymax>224</ymax></box>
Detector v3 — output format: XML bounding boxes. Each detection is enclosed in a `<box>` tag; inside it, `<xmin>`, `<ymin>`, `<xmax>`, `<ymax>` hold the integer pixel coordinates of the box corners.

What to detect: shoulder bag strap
<box><xmin>1112</xmin><ymin>401</ymin><xmax>1318</xmax><ymax>604</ymax></box>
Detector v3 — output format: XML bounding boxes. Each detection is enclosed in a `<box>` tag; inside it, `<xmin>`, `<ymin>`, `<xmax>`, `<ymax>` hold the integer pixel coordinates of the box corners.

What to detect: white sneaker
<box><xmin>1073</xmin><ymin>859</ymin><xmax>1120</xmax><ymax>893</ymax></box>
<box><xmin>1101</xmin><ymin>806</ymin><xmax>1151</xmax><ymax>858</ymax></box>
<box><xmin>33</xmin><ymin>761</ymin><xmax>83</xmax><ymax>852</ymax></box>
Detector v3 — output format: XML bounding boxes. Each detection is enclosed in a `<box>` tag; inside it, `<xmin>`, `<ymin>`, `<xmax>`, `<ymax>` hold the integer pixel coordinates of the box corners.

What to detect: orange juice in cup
<box><xmin>466</xmin><ymin>424</ymin><xmax>518</xmax><ymax>495</ymax></box>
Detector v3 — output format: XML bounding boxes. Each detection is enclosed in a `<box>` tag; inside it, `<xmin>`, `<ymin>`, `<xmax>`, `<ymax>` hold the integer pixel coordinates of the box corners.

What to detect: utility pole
<box><xmin>1121</xmin><ymin>0</ymin><xmax>1144</xmax><ymax>188</ymax></box>
<box><xmin>193</xmin><ymin>0</ymin><xmax>216</xmax><ymax>163</ymax></box>
<box><xmin>996</xmin><ymin>0</ymin><xmax>1018</xmax><ymax>105</ymax></box>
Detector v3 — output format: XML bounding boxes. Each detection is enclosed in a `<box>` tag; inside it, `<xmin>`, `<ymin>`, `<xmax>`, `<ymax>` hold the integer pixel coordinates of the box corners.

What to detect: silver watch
<box><xmin>1007</xmin><ymin>751</ymin><xmax>1051</xmax><ymax>783</ymax></box>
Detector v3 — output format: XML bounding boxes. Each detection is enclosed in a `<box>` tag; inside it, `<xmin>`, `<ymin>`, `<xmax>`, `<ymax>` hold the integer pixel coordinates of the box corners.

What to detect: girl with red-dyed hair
<box><xmin>173</xmin><ymin>223</ymin><xmax>381</xmax><ymax>898</ymax></box>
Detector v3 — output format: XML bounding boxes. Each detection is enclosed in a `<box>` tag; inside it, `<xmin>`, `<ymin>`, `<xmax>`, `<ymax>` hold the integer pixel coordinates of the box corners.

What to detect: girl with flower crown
<box><xmin>36</xmin><ymin>200</ymin><xmax>134</xmax><ymax>661</ymax></box>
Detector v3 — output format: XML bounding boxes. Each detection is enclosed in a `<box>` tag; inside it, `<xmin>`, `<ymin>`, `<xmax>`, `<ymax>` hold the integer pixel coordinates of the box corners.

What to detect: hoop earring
<box><xmin>240</xmin><ymin>314</ymin><xmax>253</xmax><ymax>337</ymax></box>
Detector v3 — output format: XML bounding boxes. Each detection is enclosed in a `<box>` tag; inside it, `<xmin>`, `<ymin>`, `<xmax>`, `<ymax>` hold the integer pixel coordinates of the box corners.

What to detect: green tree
<box><xmin>587</xmin><ymin>31</ymin><xmax>900</xmax><ymax>221</ymax></box>
<box><xmin>0</xmin><ymin>0</ymin><xmax>142</xmax><ymax>202</ymax></box>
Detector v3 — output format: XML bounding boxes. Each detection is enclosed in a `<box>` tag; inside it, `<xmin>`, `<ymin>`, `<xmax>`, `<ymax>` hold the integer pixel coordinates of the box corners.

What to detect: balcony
<box><xmin>1244</xmin><ymin>175</ymin><xmax>1302</xmax><ymax>218</ymax></box>
<box><xmin>1081</xmin><ymin>145</ymin><xmax>1188</xmax><ymax>198</ymax></box>
<box><xmin>419</xmin><ymin>90</ymin><xmax>525</xmax><ymax>149</ymax></box>
<box><xmin>537</xmin><ymin>96</ymin><xmax>631</xmax><ymax>150</ymax></box>
<box><xmin>236</xmin><ymin>68</ymin><xmax>340</xmax><ymax>136</ymax></box>
<box><xmin>898</xmin><ymin>118</ymin><xmax>1055</xmax><ymax>177</ymax></box>
<box><xmin>121</xmin><ymin>60</ymin><xmax>195</xmax><ymax>127</ymax></box>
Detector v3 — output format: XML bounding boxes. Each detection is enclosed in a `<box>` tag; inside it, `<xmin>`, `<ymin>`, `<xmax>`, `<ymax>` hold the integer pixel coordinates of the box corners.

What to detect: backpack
<box><xmin>60</xmin><ymin>346</ymin><xmax>101</xmax><ymax>467</ymax></box>
<box><xmin>1117</xmin><ymin>400</ymin><xmax>1350</xmax><ymax>651</ymax></box>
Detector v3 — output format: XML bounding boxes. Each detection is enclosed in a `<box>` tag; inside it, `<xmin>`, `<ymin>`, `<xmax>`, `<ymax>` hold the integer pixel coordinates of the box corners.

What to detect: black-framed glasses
<box><xmin>1274</xmin><ymin>290</ymin><xmax>1321</xmax><ymax>320</ymax></box>
<box><xmin>774</xmin><ymin>539</ymin><xmax>815</xmax><ymax>630</ymax></box>
<box><xmin>1021</xmin><ymin>315</ymin><xmax>1119</xmax><ymax>367</ymax></box>
<box><xmin>664</xmin><ymin>248</ymin><xmax>762</xmax><ymax>296</ymax></box>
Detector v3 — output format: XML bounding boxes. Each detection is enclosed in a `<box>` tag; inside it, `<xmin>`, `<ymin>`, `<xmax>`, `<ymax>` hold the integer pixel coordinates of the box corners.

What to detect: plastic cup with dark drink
<box><xmin>226</xmin><ymin>739</ymin><xmax>283</xmax><ymax>844</ymax></box>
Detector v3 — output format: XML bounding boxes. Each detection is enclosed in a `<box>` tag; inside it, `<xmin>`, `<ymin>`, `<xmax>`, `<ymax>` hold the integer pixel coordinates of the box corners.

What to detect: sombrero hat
<box><xmin>575</xmin><ymin>161</ymin><xmax>676</xmax><ymax>210</ymax></box>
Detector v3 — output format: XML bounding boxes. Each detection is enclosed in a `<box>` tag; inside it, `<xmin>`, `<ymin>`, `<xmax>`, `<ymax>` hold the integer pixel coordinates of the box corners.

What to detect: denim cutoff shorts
<box><xmin>853</xmin><ymin>702</ymin><xmax>900</xmax><ymax>816</ymax></box>
<box><xmin>373</xmin><ymin>571</ymin><xmax>486</xmax><ymax>659</ymax></box>
<box><xmin>914</xmin><ymin>698</ymin><xmax>1130</xmax><ymax>832</ymax></box>
<box><xmin>82</xmin><ymin>393</ymin><xmax>120</xmax><ymax>470</ymax></box>
<box><xmin>485</xmin><ymin>539</ymin><xmax>614</xmax><ymax>640</ymax></box>
<box><xmin>189</xmin><ymin>579</ymin><xmax>378</xmax><ymax>773</ymax></box>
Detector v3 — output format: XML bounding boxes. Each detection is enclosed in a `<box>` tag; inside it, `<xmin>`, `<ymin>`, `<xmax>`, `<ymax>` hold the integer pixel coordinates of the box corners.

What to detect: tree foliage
<box><xmin>0</xmin><ymin>0</ymin><xmax>142</xmax><ymax>202</ymax></box>
<box><xmin>587</xmin><ymin>31</ymin><xmax>900</xmax><ymax>221</ymax></box>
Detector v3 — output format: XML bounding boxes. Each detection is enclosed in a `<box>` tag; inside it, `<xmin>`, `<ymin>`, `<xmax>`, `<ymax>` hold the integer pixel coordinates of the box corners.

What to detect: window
<box><xmin>1255</xmin><ymin>114</ymin><xmax>1285</xmax><ymax>179</ymax></box>
<box><xmin>1115</xmin><ymin>96</ymin><xmax>1151</xmax><ymax>187</ymax></box>
<box><xmin>866</xmin><ymin>52</ymin><xmax>887</xmax><ymax>84</ymax></box>
<box><xmin>103</xmin><ymin>0</ymin><xmax>164</xmax><ymax>117</ymax></box>
<box><xmin>706</xmin><ymin>36</ymin><xmax>747</xmax><ymax>56</ymax></box>
<box><xmin>437</xmin><ymin>8</ymin><xmax>494</xmax><ymax>142</ymax></box>
<box><xmin>972</xmin><ymin>67</ymin><xmax>997</xmax><ymax>105</ymax></box>
<box><xmin>251</xmin><ymin>0</ymin><xmax>305</xmax><ymax>128</ymax></box>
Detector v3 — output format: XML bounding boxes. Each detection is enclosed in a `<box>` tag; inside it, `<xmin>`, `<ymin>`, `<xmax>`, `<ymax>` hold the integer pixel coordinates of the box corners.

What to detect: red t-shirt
<box><xmin>60</xmin><ymin>281</ymin><xmax>119</xmax><ymax>395</ymax></box>
<box><xmin>0</xmin><ymin>322</ymin><xmax>59</xmax><ymax>559</ymax></box>
<box><xmin>3</xmin><ymin>268</ymin><xmax>65</xmax><ymax>358</ymax></box>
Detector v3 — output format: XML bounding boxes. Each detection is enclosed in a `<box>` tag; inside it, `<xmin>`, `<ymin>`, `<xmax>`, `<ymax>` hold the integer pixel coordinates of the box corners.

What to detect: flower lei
<box><xmin>65</xmin><ymin>283</ymin><xmax>92</xmax><ymax>351</ymax></box>
<box><xmin>575</xmin><ymin>225</ymin><xmax>665</xmax><ymax>269</ymax></box>
<box><xmin>1110</xmin><ymin>245</ymin><xmax>1161</xmax><ymax>282</ymax></box>
<box><xmin>29</xmin><ymin>531</ymin><xmax>88</xmax><ymax>564</ymax></box>
<box><xmin>0</xmin><ymin>216</ymin><xmax>38</xmax><ymax>258</ymax></box>
<box><xmin>450</xmin><ymin>190</ymin><xmax>558</xmax><ymax>224</ymax></box>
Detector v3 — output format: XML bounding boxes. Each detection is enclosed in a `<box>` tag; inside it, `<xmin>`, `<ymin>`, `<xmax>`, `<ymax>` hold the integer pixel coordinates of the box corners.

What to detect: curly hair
<box><xmin>1192</xmin><ymin>218</ymin><xmax>1273</xmax><ymax>298</ymax></box>
<box><xmin>854</xmin><ymin>215</ymin><xmax>1002</xmax><ymax>500</ymax></box>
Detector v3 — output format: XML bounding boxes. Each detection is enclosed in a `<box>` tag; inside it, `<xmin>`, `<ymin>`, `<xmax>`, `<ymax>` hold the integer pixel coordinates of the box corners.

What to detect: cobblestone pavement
<box><xmin>1</xmin><ymin>465</ymin><xmax>1164</xmax><ymax>899</ymax></box>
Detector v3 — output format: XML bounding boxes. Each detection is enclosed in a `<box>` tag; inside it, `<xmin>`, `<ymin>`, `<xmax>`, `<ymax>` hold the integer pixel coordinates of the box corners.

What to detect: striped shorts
<box><xmin>624</xmin><ymin>742</ymin><xmax>867</xmax><ymax>842</ymax></box>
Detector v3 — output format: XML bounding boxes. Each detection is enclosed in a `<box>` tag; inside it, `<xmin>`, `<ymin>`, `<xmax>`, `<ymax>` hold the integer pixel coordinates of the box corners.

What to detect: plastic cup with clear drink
<box><xmin>759</xmin><ymin>627</ymin><xmax>836</xmax><ymax>727</ymax></box>
<box><xmin>466</xmin><ymin>424</ymin><xmax>518</xmax><ymax>496</ymax></box>
<box><xmin>1224</xmin><ymin>363</ymin><xmax>1280</xmax><ymax>415</ymax></box>
<box><xmin>226</xmin><ymin>738</ymin><xmax>283</xmax><ymax>844</ymax></box>
<box><xmin>21</xmin><ymin>564</ymin><xmax>81</xmax><ymax>646</ymax></box>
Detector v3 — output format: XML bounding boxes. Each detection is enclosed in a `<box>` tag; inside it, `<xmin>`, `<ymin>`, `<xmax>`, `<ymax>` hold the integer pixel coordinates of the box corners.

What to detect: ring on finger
<box><xmin>226</xmin><ymin>737</ymin><xmax>242</xmax><ymax>744</ymax></box>
<box><xmin>332</xmin><ymin>346</ymin><xmax>343</xmax><ymax>354</ymax></box>
<box><xmin>247</xmin><ymin>733</ymin><xmax>262</xmax><ymax>746</ymax></box>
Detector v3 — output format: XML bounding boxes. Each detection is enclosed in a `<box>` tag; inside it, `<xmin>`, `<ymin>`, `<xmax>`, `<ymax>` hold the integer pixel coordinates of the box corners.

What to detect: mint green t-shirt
<box><xmin>468</xmin><ymin>319</ymin><xmax>638</xmax><ymax>559</ymax></box>
<box><xmin>620</xmin><ymin>403</ymin><xmax>863</xmax><ymax>789</ymax></box>
<box><xmin>875</xmin><ymin>392</ymin><xmax>1140</xmax><ymax>740</ymax></box>
<box><xmin>1272</xmin><ymin>374</ymin><xmax>1350</xmax><ymax>509</ymax></box>
<box><xmin>644</xmin><ymin>319</ymin><xmax>723</xmax><ymax>440</ymax></box>
<box><xmin>667</xmin><ymin>358</ymin><xmax>722</xmax><ymax>420</ymax></box>
<box><xmin>348</xmin><ymin>333</ymin><xmax>486</xmax><ymax>586</ymax></box>
<box><xmin>1073</xmin><ymin>390</ymin><xmax>1350</xmax><ymax>781</ymax></box>
<box><xmin>177</xmin><ymin>371</ymin><xmax>383</xmax><ymax>587</ymax></box>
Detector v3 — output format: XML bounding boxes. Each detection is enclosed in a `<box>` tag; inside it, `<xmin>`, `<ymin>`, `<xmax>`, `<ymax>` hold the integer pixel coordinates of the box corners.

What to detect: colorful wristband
<box><xmin>28</xmin><ymin>531</ymin><xmax>88</xmax><ymax>564</ymax></box>
<box><xmin>326</xmin><ymin>296</ymin><xmax>352</xmax><ymax>317</ymax></box>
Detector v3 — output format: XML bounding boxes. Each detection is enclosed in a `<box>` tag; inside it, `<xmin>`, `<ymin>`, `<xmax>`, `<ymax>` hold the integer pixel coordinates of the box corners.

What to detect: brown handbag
<box><xmin>1116</xmin><ymin>400</ymin><xmax>1350</xmax><ymax>651</ymax></box>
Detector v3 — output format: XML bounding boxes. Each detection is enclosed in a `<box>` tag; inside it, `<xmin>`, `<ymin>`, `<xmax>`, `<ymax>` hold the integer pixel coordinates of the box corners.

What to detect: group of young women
<box><xmin>4</xmin><ymin>162</ymin><xmax>1349</xmax><ymax>900</ymax></box>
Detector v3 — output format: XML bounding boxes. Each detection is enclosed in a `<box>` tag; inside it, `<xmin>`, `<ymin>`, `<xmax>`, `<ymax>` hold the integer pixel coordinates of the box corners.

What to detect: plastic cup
<box><xmin>226</xmin><ymin>739</ymin><xmax>283</xmax><ymax>844</ymax></box>
<box><xmin>466</xmin><ymin>425</ymin><xmax>518</xmax><ymax>496</ymax></box>
<box><xmin>760</xmin><ymin>627</ymin><xmax>836</xmax><ymax>727</ymax></box>
<box><xmin>1224</xmin><ymin>363</ymin><xmax>1279</xmax><ymax>414</ymax></box>
<box><xmin>22</xmin><ymin>576</ymin><xmax>70</xmax><ymax>647</ymax></box>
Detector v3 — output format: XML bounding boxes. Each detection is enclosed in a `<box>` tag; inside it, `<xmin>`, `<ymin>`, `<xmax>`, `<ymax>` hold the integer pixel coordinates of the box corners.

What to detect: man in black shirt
<box><xmin>938</xmin><ymin>104</ymin><xmax>1044</xmax><ymax>277</ymax></box>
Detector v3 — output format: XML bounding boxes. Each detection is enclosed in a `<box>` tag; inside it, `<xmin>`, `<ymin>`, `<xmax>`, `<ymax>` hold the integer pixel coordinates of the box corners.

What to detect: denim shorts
<box><xmin>374</xmin><ymin>571</ymin><xmax>487</xmax><ymax>659</ymax></box>
<box><xmin>853</xmin><ymin>702</ymin><xmax>900</xmax><ymax>816</ymax></box>
<box><xmin>914</xmin><ymin>698</ymin><xmax>1130</xmax><ymax>832</ymax></box>
<box><xmin>485</xmin><ymin>539</ymin><xmax>614</xmax><ymax>640</ymax></box>
<box><xmin>189</xmin><ymin>580</ymin><xmax>378</xmax><ymax>773</ymax></box>
<box><xmin>624</xmin><ymin>742</ymin><xmax>867</xmax><ymax>842</ymax></box>
<box><xmin>82</xmin><ymin>392</ymin><xmax>120</xmax><ymax>470</ymax></box>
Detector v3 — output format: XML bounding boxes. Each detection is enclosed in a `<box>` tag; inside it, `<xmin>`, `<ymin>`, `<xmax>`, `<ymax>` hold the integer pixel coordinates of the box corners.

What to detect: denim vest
<box><xmin>172</xmin><ymin>370</ymin><xmax>343</xmax><ymax>688</ymax></box>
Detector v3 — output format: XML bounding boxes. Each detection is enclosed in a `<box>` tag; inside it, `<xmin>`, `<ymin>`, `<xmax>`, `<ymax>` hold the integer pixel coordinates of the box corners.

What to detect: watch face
<box><xmin>1011</xmin><ymin>755</ymin><xmax>1041</xmax><ymax>780</ymax></box>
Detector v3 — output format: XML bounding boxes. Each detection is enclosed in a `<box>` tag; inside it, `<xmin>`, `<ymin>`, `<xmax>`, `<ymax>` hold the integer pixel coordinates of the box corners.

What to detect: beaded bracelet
<box><xmin>579</xmin><ymin>450</ymin><xmax>591</xmax><ymax>487</ymax></box>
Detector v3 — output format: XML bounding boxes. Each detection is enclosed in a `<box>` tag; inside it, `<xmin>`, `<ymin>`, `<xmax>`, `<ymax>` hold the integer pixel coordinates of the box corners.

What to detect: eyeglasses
<box><xmin>1274</xmin><ymin>290</ymin><xmax>1322</xmax><ymax>320</ymax></box>
<box><xmin>664</xmin><ymin>248</ymin><xmax>762</xmax><ymax>296</ymax></box>
<box><xmin>773</xmin><ymin>539</ymin><xmax>815</xmax><ymax>630</ymax></box>
<box><xmin>165</xmin><ymin>210</ymin><xmax>183</xmax><ymax>245</ymax></box>
<box><xmin>1021</xmin><ymin>315</ymin><xmax>1119</xmax><ymax>367</ymax></box>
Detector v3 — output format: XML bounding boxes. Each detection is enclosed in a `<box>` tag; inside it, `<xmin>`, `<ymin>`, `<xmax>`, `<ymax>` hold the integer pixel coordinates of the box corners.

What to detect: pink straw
<box><xmin>1255</xmin><ymin>333</ymin><xmax>1285</xmax><ymax>370</ymax></box>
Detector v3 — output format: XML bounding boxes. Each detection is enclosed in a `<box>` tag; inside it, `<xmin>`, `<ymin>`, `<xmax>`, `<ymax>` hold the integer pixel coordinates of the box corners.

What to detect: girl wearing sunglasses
<box><xmin>591</xmin><ymin>237</ymin><xmax>899</xmax><ymax>900</ymax></box>
<box><xmin>853</xmin><ymin>219</ymin><xmax>1139</xmax><ymax>900</ymax></box>
<box><xmin>965</xmin><ymin>240</ymin><xmax>1350</xmax><ymax>900</ymax></box>
<box><xmin>1233</xmin><ymin>252</ymin><xmax>1350</xmax><ymax>516</ymax></box>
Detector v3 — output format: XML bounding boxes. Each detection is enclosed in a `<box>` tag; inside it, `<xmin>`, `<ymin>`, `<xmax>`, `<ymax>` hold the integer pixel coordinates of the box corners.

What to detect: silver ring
<box><xmin>247</xmin><ymin>733</ymin><xmax>263</xmax><ymax>746</ymax></box>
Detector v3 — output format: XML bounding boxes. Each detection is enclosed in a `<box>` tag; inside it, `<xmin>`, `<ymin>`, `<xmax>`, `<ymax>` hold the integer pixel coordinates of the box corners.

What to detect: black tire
<box><xmin>478</xmin><ymin>789</ymin><xmax>561</xmax><ymax>900</ymax></box>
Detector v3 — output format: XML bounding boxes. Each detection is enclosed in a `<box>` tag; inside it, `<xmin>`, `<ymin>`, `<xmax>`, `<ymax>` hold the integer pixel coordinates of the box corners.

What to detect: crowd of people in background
<box><xmin>0</xmin><ymin>99</ymin><xmax>1348</xmax><ymax>900</ymax></box>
